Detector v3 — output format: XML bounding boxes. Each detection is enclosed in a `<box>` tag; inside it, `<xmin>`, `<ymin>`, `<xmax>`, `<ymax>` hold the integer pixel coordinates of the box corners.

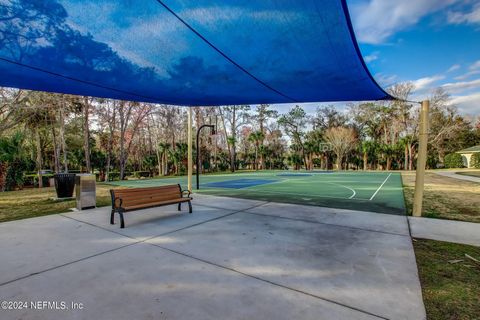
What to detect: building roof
<box><xmin>457</xmin><ymin>145</ymin><xmax>480</xmax><ymax>154</ymax></box>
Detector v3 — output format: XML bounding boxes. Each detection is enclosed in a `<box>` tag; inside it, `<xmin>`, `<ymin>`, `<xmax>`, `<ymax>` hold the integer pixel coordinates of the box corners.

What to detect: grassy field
<box><xmin>0</xmin><ymin>184</ymin><xmax>122</xmax><ymax>223</ymax></box>
<box><xmin>414</xmin><ymin>239</ymin><xmax>480</xmax><ymax>320</ymax></box>
<box><xmin>402</xmin><ymin>171</ymin><xmax>480</xmax><ymax>223</ymax></box>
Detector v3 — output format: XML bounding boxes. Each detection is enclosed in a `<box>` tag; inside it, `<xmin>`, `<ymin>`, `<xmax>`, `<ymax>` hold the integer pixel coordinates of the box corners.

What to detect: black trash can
<box><xmin>54</xmin><ymin>173</ymin><xmax>76</xmax><ymax>198</ymax></box>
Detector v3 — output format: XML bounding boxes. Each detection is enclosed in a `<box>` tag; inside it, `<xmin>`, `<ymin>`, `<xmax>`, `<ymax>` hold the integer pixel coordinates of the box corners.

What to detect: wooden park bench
<box><xmin>110</xmin><ymin>184</ymin><xmax>192</xmax><ymax>228</ymax></box>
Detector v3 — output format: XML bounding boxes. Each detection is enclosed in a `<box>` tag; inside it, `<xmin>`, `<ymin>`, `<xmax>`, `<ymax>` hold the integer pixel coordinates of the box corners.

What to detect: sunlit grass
<box><xmin>413</xmin><ymin>239</ymin><xmax>480</xmax><ymax>320</ymax></box>
<box><xmin>0</xmin><ymin>184</ymin><xmax>122</xmax><ymax>223</ymax></box>
<box><xmin>402</xmin><ymin>171</ymin><xmax>480</xmax><ymax>223</ymax></box>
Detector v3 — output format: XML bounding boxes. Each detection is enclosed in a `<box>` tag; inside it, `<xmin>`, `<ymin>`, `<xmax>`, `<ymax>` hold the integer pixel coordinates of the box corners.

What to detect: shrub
<box><xmin>470</xmin><ymin>153</ymin><xmax>480</xmax><ymax>168</ymax></box>
<box><xmin>23</xmin><ymin>173</ymin><xmax>54</xmax><ymax>187</ymax></box>
<box><xmin>133</xmin><ymin>171</ymin><xmax>150</xmax><ymax>178</ymax></box>
<box><xmin>5</xmin><ymin>161</ymin><xmax>25</xmax><ymax>190</ymax></box>
<box><xmin>107</xmin><ymin>172</ymin><xmax>120</xmax><ymax>181</ymax></box>
<box><xmin>444</xmin><ymin>153</ymin><xmax>464</xmax><ymax>168</ymax></box>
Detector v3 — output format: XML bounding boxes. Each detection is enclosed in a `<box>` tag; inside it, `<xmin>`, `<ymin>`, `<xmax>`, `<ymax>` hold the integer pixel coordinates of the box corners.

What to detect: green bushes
<box><xmin>133</xmin><ymin>171</ymin><xmax>150</xmax><ymax>178</ymax></box>
<box><xmin>470</xmin><ymin>153</ymin><xmax>480</xmax><ymax>168</ymax></box>
<box><xmin>23</xmin><ymin>174</ymin><xmax>54</xmax><ymax>187</ymax></box>
<box><xmin>444</xmin><ymin>153</ymin><xmax>464</xmax><ymax>168</ymax></box>
<box><xmin>107</xmin><ymin>172</ymin><xmax>120</xmax><ymax>181</ymax></box>
<box><xmin>0</xmin><ymin>132</ymin><xmax>28</xmax><ymax>191</ymax></box>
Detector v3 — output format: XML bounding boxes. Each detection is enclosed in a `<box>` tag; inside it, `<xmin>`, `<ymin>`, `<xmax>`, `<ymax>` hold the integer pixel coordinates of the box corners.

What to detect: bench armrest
<box><xmin>181</xmin><ymin>189</ymin><xmax>191</xmax><ymax>198</ymax></box>
<box><xmin>114</xmin><ymin>197</ymin><xmax>123</xmax><ymax>208</ymax></box>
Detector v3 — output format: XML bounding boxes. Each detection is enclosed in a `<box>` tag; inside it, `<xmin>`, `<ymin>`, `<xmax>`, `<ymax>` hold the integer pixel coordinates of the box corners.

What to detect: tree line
<box><xmin>0</xmin><ymin>83</ymin><xmax>479</xmax><ymax>191</ymax></box>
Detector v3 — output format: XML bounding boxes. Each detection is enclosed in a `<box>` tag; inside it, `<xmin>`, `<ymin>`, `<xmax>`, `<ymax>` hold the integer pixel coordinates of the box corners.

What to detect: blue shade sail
<box><xmin>0</xmin><ymin>0</ymin><xmax>391</xmax><ymax>105</ymax></box>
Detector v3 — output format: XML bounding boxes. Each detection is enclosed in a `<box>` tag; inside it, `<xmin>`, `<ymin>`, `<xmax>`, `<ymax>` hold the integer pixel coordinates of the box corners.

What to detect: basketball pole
<box><xmin>187</xmin><ymin>107</ymin><xmax>193</xmax><ymax>192</ymax></box>
<box><xmin>413</xmin><ymin>100</ymin><xmax>429</xmax><ymax>217</ymax></box>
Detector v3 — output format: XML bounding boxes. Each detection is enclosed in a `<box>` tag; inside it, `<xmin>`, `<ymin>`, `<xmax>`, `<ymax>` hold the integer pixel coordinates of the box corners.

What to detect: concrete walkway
<box><xmin>434</xmin><ymin>170</ymin><xmax>480</xmax><ymax>183</ymax></box>
<box><xmin>0</xmin><ymin>195</ymin><xmax>425</xmax><ymax>320</ymax></box>
<box><xmin>409</xmin><ymin>217</ymin><xmax>480</xmax><ymax>247</ymax></box>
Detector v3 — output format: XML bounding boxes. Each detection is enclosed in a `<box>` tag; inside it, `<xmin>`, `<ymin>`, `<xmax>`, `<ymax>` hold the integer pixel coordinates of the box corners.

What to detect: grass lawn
<box><xmin>456</xmin><ymin>171</ymin><xmax>480</xmax><ymax>178</ymax></box>
<box><xmin>413</xmin><ymin>239</ymin><xmax>480</xmax><ymax>320</ymax></box>
<box><xmin>0</xmin><ymin>184</ymin><xmax>122</xmax><ymax>223</ymax></box>
<box><xmin>402</xmin><ymin>171</ymin><xmax>480</xmax><ymax>223</ymax></box>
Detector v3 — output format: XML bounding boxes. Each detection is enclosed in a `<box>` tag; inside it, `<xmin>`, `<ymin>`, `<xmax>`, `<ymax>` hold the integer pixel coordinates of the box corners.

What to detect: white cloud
<box><xmin>374</xmin><ymin>73</ymin><xmax>397</xmax><ymax>87</ymax></box>
<box><xmin>363</xmin><ymin>52</ymin><xmax>379</xmax><ymax>63</ymax></box>
<box><xmin>442</xmin><ymin>78</ymin><xmax>480</xmax><ymax>93</ymax></box>
<box><xmin>454</xmin><ymin>70</ymin><xmax>480</xmax><ymax>80</ymax></box>
<box><xmin>450</xmin><ymin>93</ymin><xmax>480</xmax><ymax>114</ymax></box>
<box><xmin>350</xmin><ymin>0</ymin><xmax>457</xmax><ymax>44</ymax></box>
<box><xmin>469</xmin><ymin>60</ymin><xmax>480</xmax><ymax>70</ymax></box>
<box><xmin>447</xmin><ymin>64</ymin><xmax>461</xmax><ymax>72</ymax></box>
<box><xmin>412</xmin><ymin>75</ymin><xmax>445</xmax><ymax>91</ymax></box>
<box><xmin>448</xmin><ymin>3</ymin><xmax>480</xmax><ymax>25</ymax></box>
<box><xmin>452</xmin><ymin>61</ymin><xmax>480</xmax><ymax>80</ymax></box>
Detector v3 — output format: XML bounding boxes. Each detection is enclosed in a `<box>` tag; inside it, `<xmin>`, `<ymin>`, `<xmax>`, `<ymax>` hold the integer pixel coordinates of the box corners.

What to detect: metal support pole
<box><xmin>187</xmin><ymin>108</ymin><xmax>193</xmax><ymax>192</ymax></box>
<box><xmin>196</xmin><ymin>124</ymin><xmax>215</xmax><ymax>190</ymax></box>
<box><xmin>413</xmin><ymin>100</ymin><xmax>429</xmax><ymax>217</ymax></box>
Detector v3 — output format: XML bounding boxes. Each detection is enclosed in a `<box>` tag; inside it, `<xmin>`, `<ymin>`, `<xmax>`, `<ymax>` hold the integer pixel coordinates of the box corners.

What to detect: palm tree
<box><xmin>361</xmin><ymin>141</ymin><xmax>376</xmax><ymax>170</ymax></box>
<box><xmin>158</xmin><ymin>142</ymin><xmax>171</xmax><ymax>175</ymax></box>
<box><xmin>248</xmin><ymin>131</ymin><xmax>265</xmax><ymax>170</ymax></box>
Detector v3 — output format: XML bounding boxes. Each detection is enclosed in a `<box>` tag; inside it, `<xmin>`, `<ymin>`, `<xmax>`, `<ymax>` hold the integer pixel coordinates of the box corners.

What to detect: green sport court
<box><xmin>107</xmin><ymin>171</ymin><xmax>405</xmax><ymax>215</ymax></box>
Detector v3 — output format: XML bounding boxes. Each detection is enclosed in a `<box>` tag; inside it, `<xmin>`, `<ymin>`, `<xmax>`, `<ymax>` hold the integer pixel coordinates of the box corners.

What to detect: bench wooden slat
<box><xmin>116</xmin><ymin>191</ymin><xmax>182</xmax><ymax>204</ymax></box>
<box><xmin>124</xmin><ymin>198</ymin><xmax>191</xmax><ymax>211</ymax></box>
<box><xmin>109</xmin><ymin>184</ymin><xmax>192</xmax><ymax>228</ymax></box>
<box><xmin>121</xmin><ymin>195</ymin><xmax>190</xmax><ymax>208</ymax></box>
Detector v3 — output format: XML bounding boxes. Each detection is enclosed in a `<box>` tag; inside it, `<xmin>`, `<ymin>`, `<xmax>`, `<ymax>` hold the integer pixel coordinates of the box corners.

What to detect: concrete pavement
<box><xmin>0</xmin><ymin>195</ymin><xmax>426</xmax><ymax>320</ymax></box>
<box><xmin>409</xmin><ymin>216</ymin><xmax>480</xmax><ymax>247</ymax></box>
<box><xmin>434</xmin><ymin>170</ymin><xmax>480</xmax><ymax>183</ymax></box>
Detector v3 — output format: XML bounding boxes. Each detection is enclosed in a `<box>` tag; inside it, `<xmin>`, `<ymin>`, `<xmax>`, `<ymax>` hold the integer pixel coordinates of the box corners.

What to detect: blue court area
<box><xmin>277</xmin><ymin>173</ymin><xmax>313</xmax><ymax>177</ymax></box>
<box><xmin>204</xmin><ymin>179</ymin><xmax>276</xmax><ymax>189</ymax></box>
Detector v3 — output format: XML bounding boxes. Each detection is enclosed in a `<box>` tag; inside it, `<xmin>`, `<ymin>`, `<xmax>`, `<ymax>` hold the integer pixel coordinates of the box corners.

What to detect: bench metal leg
<box><xmin>118</xmin><ymin>209</ymin><xmax>125</xmax><ymax>228</ymax></box>
<box><xmin>110</xmin><ymin>209</ymin><xmax>115</xmax><ymax>225</ymax></box>
<box><xmin>178</xmin><ymin>202</ymin><xmax>181</xmax><ymax>211</ymax></box>
<box><xmin>188</xmin><ymin>201</ymin><xmax>192</xmax><ymax>213</ymax></box>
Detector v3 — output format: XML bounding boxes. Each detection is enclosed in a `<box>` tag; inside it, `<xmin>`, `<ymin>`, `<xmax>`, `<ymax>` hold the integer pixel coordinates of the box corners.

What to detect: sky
<box><xmin>274</xmin><ymin>0</ymin><xmax>480</xmax><ymax>116</ymax></box>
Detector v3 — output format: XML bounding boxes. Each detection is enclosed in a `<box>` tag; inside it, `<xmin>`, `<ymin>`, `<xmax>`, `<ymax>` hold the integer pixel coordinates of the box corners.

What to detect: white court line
<box><xmin>202</xmin><ymin>186</ymin><xmax>368</xmax><ymax>201</ymax></box>
<box><xmin>341</xmin><ymin>184</ymin><xmax>357</xmax><ymax>199</ymax></box>
<box><xmin>369</xmin><ymin>173</ymin><xmax>392</xmax><ymax>201</ymax></box>
<box><xmin>266</xmin><ymin>178</ymin><xmax>356</xmax><ymax>199</ymax></box>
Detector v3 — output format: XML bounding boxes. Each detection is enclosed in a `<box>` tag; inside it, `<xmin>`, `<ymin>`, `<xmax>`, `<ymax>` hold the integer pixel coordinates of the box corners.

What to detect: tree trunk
<box><xmin>408</xmin><ymin>144</ymin><xmax>414</xmax><ymax>171</ymax></box>
<box><xmin>35</xmin><ymin>129</ymin><xmax>43</xmax><ymax>188</ymax></box>
<box><xmin>120</xmin><ymin>132</ymin><xmax>126</xmax><ymax>179</ymax></box>
<box><xmin>59</xmin><ymin>100</ymin><xmax>68</xmax><ymax>172</ymax></box>
<box><xmin>404</xmin><ymin>145</ymin><xmax>409</xmax><ymax>170</ymax></box>
<box><xmin>83</xmin><ymin>97</ymin><xmax>91</xmax><ymax>173</ymax></box>
<box><xmin>363</xmin><ymin>152</ymin><xmax>368</xmax><ymax>170</ymax></box>
<box><xmin>51</xmin><ymin>124</ymin><xmax>61</xmax><ymax>174</ymax></box>
<box><xmin>336</xmin><ymin>155</ymin><xmax>342</xmax><ymax>170</ymax></box>
<box><xmin>156</xmin><ymin>149</ymin><xmax>162</xmax><ymax>176</ymax></box>
<box><xmin>219</xmin><ymin>112</ymin><xmax>232</xmax><ymax>172</ymax></box>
